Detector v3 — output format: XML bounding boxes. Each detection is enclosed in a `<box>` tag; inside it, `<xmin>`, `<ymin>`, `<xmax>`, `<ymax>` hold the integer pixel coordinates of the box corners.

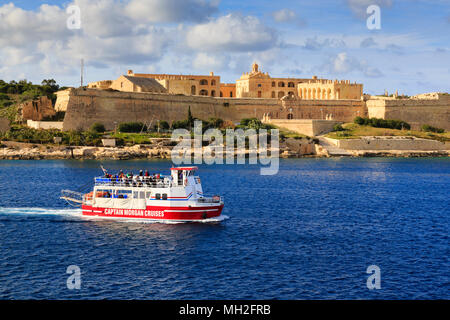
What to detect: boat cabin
<box><xmin>171</xmin><ymin>167</ymin><xmax>198</xmax><ymax>187</ymax></box>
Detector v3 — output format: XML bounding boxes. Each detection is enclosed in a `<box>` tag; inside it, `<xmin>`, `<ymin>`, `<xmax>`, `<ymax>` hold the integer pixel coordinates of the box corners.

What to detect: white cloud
<box><xmin>0</xmin><ymin>3</ymin><xmax>70</xmax><ymax>47</ymax></box>
<box><xmin>0</xmin><ymin>1</ymin><xmax>174</xmax><ymax>78</ymax></box>
<box><xmin>186</xmin><ymin>13</ymin><xmax>278</xmax><ymax>52</ymax></box>
<box><xmin>302</xmin><ymin>37</ymin><xmax>346</xmax><ymax>50</ymax></box>
<box><xmin>324</xmin><ymin>52</ymin><xmax>383</xmax><ymax>78</ymax></box>
<box><xmin>272</xmin><ymin>9</ymin><xmax>296</xmax><ymax>23</ymax></box>
<box><xmin>125</xmin><ymin>0</ymin><xmax>219</xmax><ymax>23</ymax></box>
<box><xmin>192</xmin><ymin>52</ymin><xmax>226</xmax><ymax>70</ymax></box>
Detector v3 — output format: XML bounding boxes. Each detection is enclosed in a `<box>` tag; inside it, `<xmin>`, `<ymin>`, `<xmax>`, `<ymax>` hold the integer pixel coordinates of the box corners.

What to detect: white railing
<box><xmin>94</xmin><ymin>176</ymin><xmax>171</xmax><ymax>188</ymax></box>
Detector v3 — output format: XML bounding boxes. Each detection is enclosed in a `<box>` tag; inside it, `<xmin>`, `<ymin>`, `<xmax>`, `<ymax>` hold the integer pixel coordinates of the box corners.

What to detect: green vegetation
<box><xmin>0</xmin><ymin>104</ymin><xmax>19</xmax><ymax>122</ymax></box>
<box><xmin>237</xmin><ymin>118</ymin><xmax>276</xmax><ymax>130</ymax></box>
<box><xmin>118</xmin><ymin>122</ymin><xmax>147</xmax><ymax>133</ymax></box>
<box><xmin>110</xmin><ymin>132</ymin><xmax>170</xmax><ymax>145</ymax></box>
<box><xmin>332</xmin><ymin>124</ymin><xmax>345</xmax><ymax>132</ymax></box>
<box><xmin>326</xmin><ymin>122</ymin><xmax>450</xmax><ymax>142</ymax></box>
<box><xmin>91</xmin><ymin>122</ymin><xmax>106</xmax><ymax>133</ymax></box>
<box><xmin>0</xmin><ymin>125</ymin><xmax>104</xmax><ymax>146</ymax></box>
<box><xmin>153</xmin><ymin>120</ymin><xmax>170</xmax><ymax>132</ymax></box>
<box><xmin>421</xmin><ymin>124</ymin><xmax>445</xmax><ymax>134</ymax></box>
<box><xmin>354</xmin><ymin>116</ymin><xmax>411</xmax><ymax>130</ymax></box>
<box><xmin>0</xmin><ymin>79</ymin><xmax>65</xmax><ymax>105</ymax></box>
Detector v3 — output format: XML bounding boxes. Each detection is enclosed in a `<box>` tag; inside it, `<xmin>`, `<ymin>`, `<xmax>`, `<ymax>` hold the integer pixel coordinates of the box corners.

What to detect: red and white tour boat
<box><xmin>61</xmin><ymin>167</ymin><xmax>224</xmax><ymax>222</ymax></box>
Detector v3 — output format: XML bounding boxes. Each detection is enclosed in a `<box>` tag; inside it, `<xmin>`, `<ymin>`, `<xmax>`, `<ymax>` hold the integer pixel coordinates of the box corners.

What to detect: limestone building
<box><xmin>298</xmin><ymin>77</ymin><xmax>363</xmax><ymax>100</ymax></box>
<box><xmin>109</xmin><ymin>75</ymin><xmax>167</xmax><ymax>93</ymax></box>
<box><xmin>86</xmin><ymin>64</ymin><xmax>362</xmax><ymax>101</ymax></box>
<box><xmin>127</xmin><ymin>70</ymin><xmax>221</xmax><ymax>97</ymax></box>
<box><xmin>87</xmin><ymin>80</ymin><xmax>113</xmax><ymax>89</ymax></box>
<box><xmin>236</xmin><ymin>63</ymin><xmax>310</xmax><ymax>99</ymax></box>
<box><xmin>219</xmin><ymin>83</ymin><xmax>236</xmax><ymax>98</ymax></box>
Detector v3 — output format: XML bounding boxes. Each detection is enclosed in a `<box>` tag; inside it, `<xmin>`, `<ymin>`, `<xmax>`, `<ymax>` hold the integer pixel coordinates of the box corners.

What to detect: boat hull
<box><xmin>81</xmin><ymin>204</ymin><xmax>224</xmax><ymax>221</ymax></box>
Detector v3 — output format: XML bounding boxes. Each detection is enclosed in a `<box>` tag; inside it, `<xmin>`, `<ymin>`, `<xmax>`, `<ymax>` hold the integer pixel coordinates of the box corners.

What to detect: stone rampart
<box><xmin>367</xmin><ymin>97</ymin><xmax>450</xmax><ymax>130</ymax></box>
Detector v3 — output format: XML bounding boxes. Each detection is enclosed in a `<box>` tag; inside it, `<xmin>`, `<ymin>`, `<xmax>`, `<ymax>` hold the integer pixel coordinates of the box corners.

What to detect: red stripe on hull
<box><xmin>81</xmin><ymin>204</ymin><xmax>224</xmax><ymax>221</ymax></box>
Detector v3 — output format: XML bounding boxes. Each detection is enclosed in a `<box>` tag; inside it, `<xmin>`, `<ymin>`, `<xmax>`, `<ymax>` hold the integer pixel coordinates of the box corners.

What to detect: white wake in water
<box><xmin>82</xmin><ymin>214</ymin><xmax>230</xmax><ymax>224</ymax></box>
<box><xmin>0</xmin><ymin>207</ymin><xmax>82</xmax><ymax>217</ymax></box>
<box><xmin>0</xmin><ymin>207</ymin><xmax>230</xmax><ymax>224</ymax></box>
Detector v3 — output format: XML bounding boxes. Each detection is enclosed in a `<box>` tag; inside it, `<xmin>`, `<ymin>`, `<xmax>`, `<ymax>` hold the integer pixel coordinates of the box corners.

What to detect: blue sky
<box><xmin>0</xmin><ymin>0</ymin><xmax>449</xmax><ymax>95</ymax></box>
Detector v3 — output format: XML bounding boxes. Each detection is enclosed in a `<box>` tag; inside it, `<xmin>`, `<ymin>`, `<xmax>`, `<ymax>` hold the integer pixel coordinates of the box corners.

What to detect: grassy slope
<box><xmin>326</xmin><ymin>123</ymin><xmax>450</xmax><ymax>142</ymax></box>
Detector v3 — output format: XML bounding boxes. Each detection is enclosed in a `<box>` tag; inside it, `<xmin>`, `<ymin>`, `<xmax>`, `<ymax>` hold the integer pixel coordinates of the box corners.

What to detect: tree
<box><xmin>187</xmin><ymin>106</ymin><xmax>194</xmax><ymax>130</ymax></box>
<box><xmin>91</xmin><ymin>122</ymin><xmax>106</xmax><ymax>133</ymax></box>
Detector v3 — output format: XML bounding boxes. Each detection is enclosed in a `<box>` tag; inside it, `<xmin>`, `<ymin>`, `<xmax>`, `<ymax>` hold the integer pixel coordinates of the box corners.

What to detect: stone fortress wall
<box><xmin>58</xmin><ymin>88</ymin><xmax>368</xmax><ymax>131</ymax></box>
<box><xmin>367</xmin><ymin>93</ymin><xmax>450</xmax><ymax>130</ymax></box>
<box><xmin>57</xmin><ymin>88</ymin><xmax>450</xmax><ymax>132</ymax></box>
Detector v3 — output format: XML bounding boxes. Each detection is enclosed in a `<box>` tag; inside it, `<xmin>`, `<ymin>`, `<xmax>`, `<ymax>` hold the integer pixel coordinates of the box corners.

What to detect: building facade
<box><xmin>219</xmin><ymin>83</ymin><xmax>236</xmax><ymax>98</ymax></box>
<box><xmin>298</xmin><ymin>78</ymin><xmax>363</xmax><ymax>100</ymax></box>
<box><xmin>236</xmin><ymin>63</ymin><xmax>310</xmax><ymax>99</ymax></box>
<box><xmin>109</xmin><ymin>75</ymin><xmax>167</xmax><ymax>93</ymax></box>
<box><xmin>127</xmin><ymin>70</ymin><xmax>221</xmax><ymax>97</ymax></box>
<box><xmin>86</xmin><ymin>65</ymin><xmax>362</xmax><ymax>101</ymax></box>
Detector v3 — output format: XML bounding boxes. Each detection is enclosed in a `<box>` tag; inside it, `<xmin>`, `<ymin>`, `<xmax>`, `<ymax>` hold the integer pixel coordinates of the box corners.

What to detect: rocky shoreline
<box><xmin>0</xmin><ymin>139</ymin><xmax>448</xmax><ymax>160</ymax></box>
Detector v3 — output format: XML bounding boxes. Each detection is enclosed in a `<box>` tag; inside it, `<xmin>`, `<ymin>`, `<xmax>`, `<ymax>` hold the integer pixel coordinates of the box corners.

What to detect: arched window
<box><xmin>230</xmin><ymin>92</ymin><xmax>233</xmax><ymax>97</ymax></box>
<box><xmin>288</xmin><ymin>82</ymin><xmax>295</xmax><ymax>87</ymax></box>
<box><xmin>191</xmin><ymin>85</ymin><xmax>196</xmax><ymax>95</ymax></box>
<box><xmin>271</xmin><ymin>91</ymin><xmax>275</xmax><ymax>98</ymax></box>
<box><xmin>278</xmin><ymin>91</ymin><xmax>285</xmax><ymax>98</ymax></box>
<box><xmin>199</xmin><ymin>79</ymin><xmax>208</xmax><ymax>85</ymax></box>
<box><xmin>287</xmin><ymin>113</ymin><xmax>293</xmax><ymax>119</ymax></box>
<box><xmin>211</xmin><ymin>80</ymin><xmax>216</xmax><ymax>86</ymax></box>
<box><xmin>272</xmin><ymin>81</ymin><xmax>276</xmax><ymax>87</ymax></box>
<box><xmin>211</xmin><ymin>90</ymin><xmax>216</xmax><ymax>97</ymax></box>
<box><xmin>278</xmin><ymin>82</ymin><xmax>285</xmax><ymax>87</ymax></box>
<box><xmin>220</xmin><ymin>91</ymin><xmax>223</xmax><ymax>97</ymax></box>
<box><xmin>199</xmin><ymin>89</ymin><xmax>208</xmax><ymax>96</ymax></box>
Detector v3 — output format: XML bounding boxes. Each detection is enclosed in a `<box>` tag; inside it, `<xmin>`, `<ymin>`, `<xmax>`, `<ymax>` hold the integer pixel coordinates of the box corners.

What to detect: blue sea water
<box><xmin>0</xmin><ymin>158</ymin><xmax>448</xmax><ymax>300</ymax></box>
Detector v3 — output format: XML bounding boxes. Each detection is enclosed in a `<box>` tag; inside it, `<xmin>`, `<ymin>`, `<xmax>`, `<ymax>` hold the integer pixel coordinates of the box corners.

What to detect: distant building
<box><xmin>219</xmin><ymin>83</ymin><xmax>236</xmax><ymax>98</ymax></box>
<box><xmin>298</xmin><ymin>77</ymin><xmax>363</xmax><ymax>100</ymax></box>
<box><xmin>87</xmin><ymin>80</ymin><xmax>113</xmax><ymax>89</ymax></box>
<box><xmin>109</xmin><ymin>75</ymin><xmax>167</xmax><ymax>93</ymax></box>
<box><xmin>127</xmin><ymin>70</ymin><xmax>220</xmax><ymax>97</ymax></box>
<box><xmin>236</xmin><ymin>63</ymin><xmax>310</xmax><ymax>99</ymax></box>
<box><xmin>86</xmin><ymin>64</ymin><xmax>362</xmax><ymax>100</ymax></box>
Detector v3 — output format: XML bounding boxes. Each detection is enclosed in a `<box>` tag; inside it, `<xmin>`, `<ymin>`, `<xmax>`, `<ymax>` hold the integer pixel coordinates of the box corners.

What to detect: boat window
<box><xmin>155</xmin><ymin>193</ymin><xmax>161</xmax><ymax>200</ymax></box>
<box><xmin>162</xmin><ymin>193</ymin><xmax>168</xmax><ymax>200</ymax></box>
<box><xmin>146</xmin><ymin>191</ymin><xmax>151</xmax><ymax>199</ymax></box>
<box><xmin>96</xmin><ymin>189</ymin><xmax>112</xmax><ymax>198</ymax></box>
<box><xmin>116</xmin><ymin>190</ymin><xmax>132</xmax><ymax>199</ymax></box>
